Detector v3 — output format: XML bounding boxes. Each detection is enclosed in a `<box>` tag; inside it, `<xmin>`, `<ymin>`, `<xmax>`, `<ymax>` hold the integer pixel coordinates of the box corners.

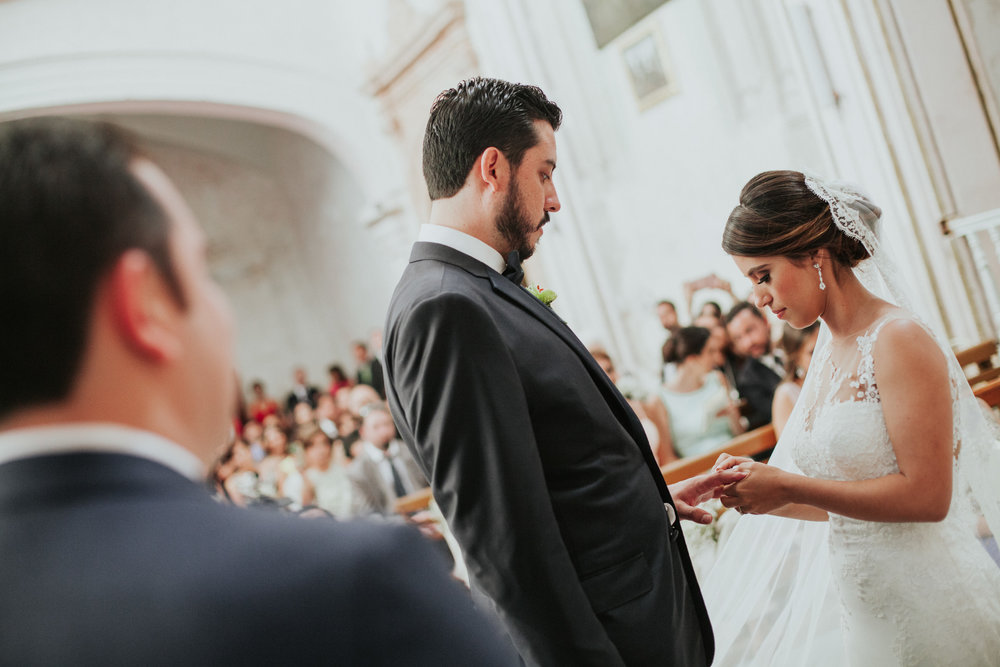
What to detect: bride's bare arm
<box><xmin>720</xmin><ymin>320</ymin><xmax>954</xmax><ymax>522</ymax></box>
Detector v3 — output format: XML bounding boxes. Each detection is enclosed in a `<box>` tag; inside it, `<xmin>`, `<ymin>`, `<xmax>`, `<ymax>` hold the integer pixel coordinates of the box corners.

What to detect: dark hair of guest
<box><xmin>0</xmin><ymin>117</ymin><xmax>183</xmax><ymax>419</ymax></box>
<box><xmin>722</xmin><ymin>170</ymin><xmax>870</xmax><ymax>269</ymax></box>
<box><xmin>663</xmin><ymin>326</ymin><xmax>712</xmax><ymax>364</ymax></box>
<box><xmin>725</xmin><ymin>301</ymin><xmax>765</xmax><ymax>325</ymax></box>
<box><xmin>422</xmin><ymin>77</ymin><xmax>563</xmax><ymax>200</ymax></box>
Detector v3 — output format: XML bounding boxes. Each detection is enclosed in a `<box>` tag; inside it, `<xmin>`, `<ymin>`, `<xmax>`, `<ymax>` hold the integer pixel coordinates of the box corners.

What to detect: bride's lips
<box><xmin>773</xmin><ymin>308</ymin><xmax>786</xmax><ymax>320</ymax></box>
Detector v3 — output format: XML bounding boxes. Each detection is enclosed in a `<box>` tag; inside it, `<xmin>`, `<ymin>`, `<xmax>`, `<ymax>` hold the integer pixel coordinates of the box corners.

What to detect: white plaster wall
<box><xmin>465</xmin><ymin>0</ymin><xmax>829</xmax><ymax>385</ymax></box>
<box><xmin>112</xmin><ymin>115</ymin><xmax>398</xmax><ymax>401</ymax></box>
<box><xmin>0</xmin><ymin>0</ymin><xmax>400</xmax><ymax>204</ymax></box>
<box><xmin>1</xmin><ymin>0</ymin><xmax>994</xmax><ymax>397</ymax></box>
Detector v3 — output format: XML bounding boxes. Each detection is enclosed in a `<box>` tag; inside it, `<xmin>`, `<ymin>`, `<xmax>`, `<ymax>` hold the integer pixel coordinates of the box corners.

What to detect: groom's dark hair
<box><xmin>422</xmin><ymin>77</ymin><xmax>562</xmax><ymax>200</ymax></box>
<box><xmin>0</xmin><ymin>117</ymin><xmax>182</xmax><ymax>419</ymax></box>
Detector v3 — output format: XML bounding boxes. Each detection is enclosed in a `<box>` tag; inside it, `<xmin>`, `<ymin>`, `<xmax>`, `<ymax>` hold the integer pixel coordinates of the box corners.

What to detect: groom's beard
<box><xmin>496</xmin><ymin>178</ymin><xmax>547</xmax><ymax>260</ymax></box>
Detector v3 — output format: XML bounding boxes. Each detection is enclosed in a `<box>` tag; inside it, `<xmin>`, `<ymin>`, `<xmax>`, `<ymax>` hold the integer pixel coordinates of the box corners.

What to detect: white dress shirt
<box><xmin>0</xmin><ymin>423</ymin><xmax>206</xmax><ymax>481</ymax></box>
<box><xmin>418</xmin><ymin>224</ymin><xmax>506</xmax><ymax>274</ymax></box>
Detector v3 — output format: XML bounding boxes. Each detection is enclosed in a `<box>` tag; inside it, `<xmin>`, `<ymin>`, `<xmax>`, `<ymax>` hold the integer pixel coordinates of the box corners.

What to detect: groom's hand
<box><xmin>669</xmin><ymin>468</ymin><xmax>748</xmax><ymax>524</ymax></box>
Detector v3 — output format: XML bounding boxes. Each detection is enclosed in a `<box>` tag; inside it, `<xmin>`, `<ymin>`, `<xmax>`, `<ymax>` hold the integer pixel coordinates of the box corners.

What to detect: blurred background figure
<box><xmin>353</xmin><ymin>342</ymin><xmax>385</xmax><ymax>399</ymax></box>
<box><xmin>726</xmin><ymin>302</ymin><xmax>784</xmax><ymax>430</ymax></box>
<box><xmin>349</xmin><ymin>403</ymin><xmax>426</xmax><ymax>518</ymax></box>
<box><xmin>771</xmin><ymin>322</ymin><xmax>821</xmax><ymax>438</ymax></box>
<box><xmin>285</xmin><ymin>366</ymin><xmax>321</xmax><ymax>412</ymax></box>
<box><xmin>660</xmin><ymin>326</ymin><xmax>745</xmax><ymax>458</ymax></box>
<box><xmin>248</xmin><ymin>380</ymin><xmax>280</xmax><ymax>425</ymax></box>
<box><xmin>327</xmin><ymin>363</ymin><xmax>352</xmax><ymax>396</ymax></box>
<box><xmin>302</xmin><ymin>427</ymin><xmax>353</xmax><ymax>518</ymax></box>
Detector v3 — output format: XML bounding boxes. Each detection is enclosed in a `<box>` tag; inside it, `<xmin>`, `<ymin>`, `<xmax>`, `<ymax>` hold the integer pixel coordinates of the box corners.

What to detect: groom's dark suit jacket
<box><xmin>0</xmin><ymin>450</ymin><xmax>517</xmax><ymax>666</ymax></box>
<box><xmin>384</xmin><ymin>242</ymin><xmax>713</xmax><ymax>666</ymax></box>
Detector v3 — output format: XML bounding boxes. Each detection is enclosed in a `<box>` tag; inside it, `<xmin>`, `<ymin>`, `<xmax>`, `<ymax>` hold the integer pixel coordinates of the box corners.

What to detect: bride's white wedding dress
<box><xmin>789</xmin><ymin>313</ymin><xmax>1000</xmax><ymax>665</ymax></box>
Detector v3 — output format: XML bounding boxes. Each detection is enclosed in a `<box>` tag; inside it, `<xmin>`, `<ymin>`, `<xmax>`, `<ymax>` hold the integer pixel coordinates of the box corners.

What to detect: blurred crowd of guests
<box><xmin>213</xmin><ymin>341</ymin><xmax>430</xmax><ymax>527</ymax></box>
<box><xmin>216</xmin><ymin>276</ymin><xmax>815</xmax><ymax>520</ymax></box>
<box><xmin>593</xmin><ymin>273</ymin><xmax>821</xmax><ymax>466</ymax></box>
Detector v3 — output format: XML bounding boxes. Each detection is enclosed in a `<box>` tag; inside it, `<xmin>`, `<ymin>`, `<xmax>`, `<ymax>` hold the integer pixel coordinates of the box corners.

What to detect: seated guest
<box><xmin>696</xmin><ymin>301</ymin><xmax>723</xmax><ymax>321</ymax></box>
<box><xmin>657</xmin><ymin>299</ymin><xmax>682</xmax><ymax>383</ymax></box>
<box><xmin>327</xmin><ymin>364</ymin><xmax>352</xmax><ymax>396</ymax></box>
<box><xmin>217</xmin><ymin>438</ymin><xmax>260</xmax><ymax>507</ymax></box>
<box><xmin>660</xmin><ymin>327</ymin><xmax>745</xmax><ymax>458</ymax></box>
<box><xmin>771</xmin><ymin>322</ymin><xmax>820</xmax><ymax>438</ymax></box>
<box><xmin>0</xmin><ymin>117</ymin><xmax>515</xmax><ymax>665</ymax></box>
<box><xmin>247</xmin><ymin>380</ymin><xmax>280</xmax><ymax>424</ymax></box>
<box><xmin>302</xmin><ymin>428</ymin><xmax>353</xmax><ymax>519</ymax></box>
<box><xmin>725</xmin><ymin>301</ymin><xmax>784</xmax><ymax>429</ymax></box>
<box><xmin>257</xmin><ymin>425</ymin><xmax>290</xmax><ymax>501</ymax></box>
<box><xmin>349</xmin><ymin>403</ymin><xmax>427</xmax><ymax>517</ymax></box>
<box><xmin>285</xmin><ymin>366</ymin><xmax>321</xmax><ymax>412</ymax></box>
<box><xmin>353</xmin><ymin>342</ymin><xmax>386</xmax><ymax>399</ymax></box>
<box><xmin>314</xmin><ymin>392</ymin><xmax>340</xmax><ymax>440</ymax></box>
<box><xmin>241</xmin><ymin>419</ymin><xmax>266</xmax><ymax>462</ymax></box>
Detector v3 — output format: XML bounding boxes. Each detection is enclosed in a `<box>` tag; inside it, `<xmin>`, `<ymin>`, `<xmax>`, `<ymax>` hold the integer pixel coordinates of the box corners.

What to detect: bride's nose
<box><xmin>753</xmin><ymin>286</ymin><xmax>771</xmax><ymax>310</ymax></box>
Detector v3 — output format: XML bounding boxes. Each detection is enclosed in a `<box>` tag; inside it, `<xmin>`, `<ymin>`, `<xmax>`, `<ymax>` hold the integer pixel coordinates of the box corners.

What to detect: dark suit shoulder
<box><xmin>0</xmin><ymin>455</ymin><xmax>517</xmax><ymax>666</ymax></box>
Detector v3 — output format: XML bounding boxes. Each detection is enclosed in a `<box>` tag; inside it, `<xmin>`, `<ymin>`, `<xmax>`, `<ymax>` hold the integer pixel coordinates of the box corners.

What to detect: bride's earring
<box><xmin>814</xmin><ymin>262</ymin><xmax>826</xmax><ymax>291</ymax></box>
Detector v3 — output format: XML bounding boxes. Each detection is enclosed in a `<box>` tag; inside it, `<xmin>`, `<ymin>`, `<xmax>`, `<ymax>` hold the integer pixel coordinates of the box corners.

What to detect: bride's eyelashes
<box><xmin>756</xmin><ymin>273</ymin><xmax>770</xmax><ymax>284</ymax></box>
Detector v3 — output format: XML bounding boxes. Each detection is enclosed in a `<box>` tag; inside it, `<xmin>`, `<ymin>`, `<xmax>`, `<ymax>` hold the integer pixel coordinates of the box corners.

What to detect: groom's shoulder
<box><xmin>392</xmin><ymin>253</ymin><xmax>492</xmax><ymax>310</ymax></box>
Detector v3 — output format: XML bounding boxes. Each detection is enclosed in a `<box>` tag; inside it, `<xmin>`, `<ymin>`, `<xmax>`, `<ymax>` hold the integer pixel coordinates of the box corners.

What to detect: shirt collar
<box><xmin>418</xmin><ymin>224</ymin><xmax>506</xmax><ymax>274</ymax></box>
<box><xmin>0</xmin><ymin>423</ymin><xmax>206</xmax><ymax>481</ymax></box>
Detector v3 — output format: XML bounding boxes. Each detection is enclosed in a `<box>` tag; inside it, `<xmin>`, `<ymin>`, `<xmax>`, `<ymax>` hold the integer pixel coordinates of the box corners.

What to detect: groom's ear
<box><xmin>477</xmin><ymin>147</ymin><xmax>510</xmax><ymax>194</ymax></box>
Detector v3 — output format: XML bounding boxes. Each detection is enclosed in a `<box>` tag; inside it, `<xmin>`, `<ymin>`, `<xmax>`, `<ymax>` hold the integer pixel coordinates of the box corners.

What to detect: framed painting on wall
<box><xmin>621</xmin><ymin>26</ymin><xmax>677</xmax><ymax>110</ymax></box>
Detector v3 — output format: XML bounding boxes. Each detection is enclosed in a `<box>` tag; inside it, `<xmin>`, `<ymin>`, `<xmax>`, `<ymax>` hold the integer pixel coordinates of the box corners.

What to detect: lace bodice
<box><xmin>793</xmin><ymin>316</ymin><xmax>899</xmax><ymax>482</ymax></box>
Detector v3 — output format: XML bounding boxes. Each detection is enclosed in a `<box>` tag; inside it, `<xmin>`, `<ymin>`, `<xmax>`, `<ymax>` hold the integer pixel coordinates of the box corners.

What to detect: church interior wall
<box><xmin>0</xmin><ymin>0</ymin><xmax>996</xmax><ymax>397</ymax></box>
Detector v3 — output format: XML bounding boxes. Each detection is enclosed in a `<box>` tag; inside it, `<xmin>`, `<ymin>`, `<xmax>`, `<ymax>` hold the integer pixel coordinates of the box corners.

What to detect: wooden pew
<box><xmin>974</xmin><ymin>377</ymin><xmax>1000</xmax><ymax>409</ymax></box>
<box><xmin>956</xmin><ymin>340</ymin><xmax>1000</xmax><ymax>387</ymax></box>
<box><xmin>395</xmin><ymin>486</ymin><xmax>433</xmax><ymax>514</ymax></box>
<box><xmin>397</xmin><ymin>371</ymin><xmax>993</xmax><ymax>519</ymax></box>
<box><xmin>661</xmin><ymin>424</ymin><xmax>777</xmax><ymax>486</ymax></box>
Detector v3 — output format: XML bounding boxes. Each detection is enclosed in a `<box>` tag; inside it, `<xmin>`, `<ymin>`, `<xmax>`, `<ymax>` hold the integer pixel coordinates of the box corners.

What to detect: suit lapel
<box><xmin>488</xmin><ymin>271</ymin><xmax>670</xmax><ymax>499</ymax></box>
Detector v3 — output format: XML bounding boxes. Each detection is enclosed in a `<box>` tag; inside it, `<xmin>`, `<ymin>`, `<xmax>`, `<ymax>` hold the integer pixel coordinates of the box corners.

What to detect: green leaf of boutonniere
<box><xmin>529</xmin><ymin>284</ymin><xmax>557</xmax><ymax>306</ymax></box>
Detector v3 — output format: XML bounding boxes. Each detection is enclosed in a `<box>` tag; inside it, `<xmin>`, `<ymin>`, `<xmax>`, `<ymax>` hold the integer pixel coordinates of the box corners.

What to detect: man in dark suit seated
<box><xmin>285</xmin><ymin>366</ymin><xmax>321</xmax><ymax>412</ymax></box>
<box><xmin>725</xmin><ymin>301</ymin><xmax>785</xmax><ymax>430</ymax></box>
<box><xmin>383</xmin><ymin>77</ymin><xmax>746</xmax><ymax>666</ymax></box>
<box><xmin>0</xmin><ymin>117</ymin><xmax>517</xmax><ymax>666</ymax></box>
<box><xmin>349</xmin><ymin>402</ymin><xmax>427</xmax><ymax>517</ymax></box>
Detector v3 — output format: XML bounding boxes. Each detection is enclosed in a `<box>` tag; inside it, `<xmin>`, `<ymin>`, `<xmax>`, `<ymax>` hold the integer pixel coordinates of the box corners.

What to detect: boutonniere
<box><xmin>529</xmin><ymin>284</ymin><xmax>557</xmax><ymax>307</ymax></box>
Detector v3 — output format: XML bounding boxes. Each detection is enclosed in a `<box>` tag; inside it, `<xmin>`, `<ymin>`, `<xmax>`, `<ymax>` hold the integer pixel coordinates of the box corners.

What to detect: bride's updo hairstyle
<box><xmin>722</xmin><ymin>170</ymin><xmax>875</xmax><ymax>271</ymax></box>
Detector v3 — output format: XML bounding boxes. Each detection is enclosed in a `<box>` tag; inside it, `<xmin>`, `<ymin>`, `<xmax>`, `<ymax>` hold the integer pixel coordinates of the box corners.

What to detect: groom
<box><xmin>384</xmin><ymin>77</ymin><xmax>742</xmax><ymax>666</ymax></box>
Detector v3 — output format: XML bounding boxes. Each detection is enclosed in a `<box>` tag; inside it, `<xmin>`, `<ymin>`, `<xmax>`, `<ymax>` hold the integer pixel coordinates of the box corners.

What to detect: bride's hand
<box><xmin>719</xmin><ymin>462</ymin><xmax>790</xmax><ymax>515</ymax></box>
<box><xmin>714</xmin><ymin>453</ymin><xmax>753</xmax><ymax>471</ymax></box>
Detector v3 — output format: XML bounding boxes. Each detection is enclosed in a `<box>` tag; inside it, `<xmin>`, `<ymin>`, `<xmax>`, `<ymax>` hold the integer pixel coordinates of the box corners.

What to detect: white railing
<box><xmin>947</xmin><ymin>207</ymin><xmax>1000</xmax><ymax>340</ymax></box>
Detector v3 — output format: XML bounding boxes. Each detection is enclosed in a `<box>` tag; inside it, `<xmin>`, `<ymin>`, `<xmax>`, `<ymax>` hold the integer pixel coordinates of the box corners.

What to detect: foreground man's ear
<box><xmin>107</xmin><ymin>249</ymin><xmax>183</xmax><ymax>364</ymax></box>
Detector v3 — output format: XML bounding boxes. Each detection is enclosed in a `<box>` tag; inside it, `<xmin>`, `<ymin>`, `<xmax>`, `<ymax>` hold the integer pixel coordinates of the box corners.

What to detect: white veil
<box><xmin>702</xmin><ymin>174</ymin><xmax>1000</xmax><ymax>666</ymax></box>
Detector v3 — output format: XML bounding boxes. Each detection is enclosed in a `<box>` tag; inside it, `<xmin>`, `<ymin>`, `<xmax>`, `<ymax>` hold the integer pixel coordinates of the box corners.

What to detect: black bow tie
<box><xmin>502</xmin><ymin>250</ymin><xmax>524</xmax><ymax>285</ymax></box>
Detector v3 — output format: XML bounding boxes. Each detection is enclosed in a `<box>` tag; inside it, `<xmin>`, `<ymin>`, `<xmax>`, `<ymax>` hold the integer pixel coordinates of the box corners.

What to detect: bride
<box><xmin>703</xmin><ymin>170</ymin><xmax>1000</xmax><ymax>666</ymax></box>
